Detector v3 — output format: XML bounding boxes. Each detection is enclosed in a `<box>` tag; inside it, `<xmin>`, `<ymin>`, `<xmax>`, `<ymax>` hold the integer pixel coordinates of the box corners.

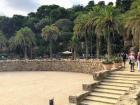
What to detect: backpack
<box><xmin>122</xmin><ymin>53</ymin><xmax>127</xmax><ymax>59</ymax></box>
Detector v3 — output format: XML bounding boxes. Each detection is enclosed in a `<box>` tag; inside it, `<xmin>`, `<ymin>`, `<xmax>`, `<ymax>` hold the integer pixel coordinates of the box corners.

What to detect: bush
<box><xmin>113</xmin><ymin>57</ymin><xmax>122</xmax><ymax>63</ymax></box>
<box><xmin>102</xmin><ymin>59</ymin><xmax>113</xmax><ymax>64</ymax></box>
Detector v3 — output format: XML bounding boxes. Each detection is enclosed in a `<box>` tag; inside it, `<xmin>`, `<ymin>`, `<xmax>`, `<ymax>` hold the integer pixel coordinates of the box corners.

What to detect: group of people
<box><xmin>121</xmin><ymin>52</ymin><xmax>140</xmax><ymax>72</ymax></box>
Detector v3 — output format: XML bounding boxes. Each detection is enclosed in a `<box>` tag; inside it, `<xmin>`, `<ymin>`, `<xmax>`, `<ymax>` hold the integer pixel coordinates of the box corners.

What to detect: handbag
<box><xmin>129</xmin><ymin>60</ymin><xmax>131</xmax><ymax>64</ymax></box>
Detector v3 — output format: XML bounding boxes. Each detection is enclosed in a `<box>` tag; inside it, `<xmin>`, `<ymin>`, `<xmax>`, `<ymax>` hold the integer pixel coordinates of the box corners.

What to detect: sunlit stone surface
<box><xmin>0</xmin><ymin>71</ymin><xmax>93</xmax><ymax>105</ymax></box>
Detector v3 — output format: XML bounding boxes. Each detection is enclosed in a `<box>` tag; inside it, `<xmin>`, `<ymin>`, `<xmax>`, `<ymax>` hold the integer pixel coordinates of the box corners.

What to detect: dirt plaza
<box><xmin>0</xmin><ymin>71</ymin><xmax>93</xmax><ymax>105</ymax></box>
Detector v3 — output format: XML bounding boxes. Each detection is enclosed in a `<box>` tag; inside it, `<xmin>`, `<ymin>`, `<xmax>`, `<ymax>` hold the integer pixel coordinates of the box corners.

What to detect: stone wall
<box><xmin>0</xmin><ymin>60</ymin><xmax>104</xmax><ymax>74</ymax></box>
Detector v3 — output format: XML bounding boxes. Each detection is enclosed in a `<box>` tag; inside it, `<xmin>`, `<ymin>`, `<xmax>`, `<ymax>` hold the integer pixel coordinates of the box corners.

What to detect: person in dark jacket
<box><xmin>121</xmin><ymin>52</ymin><xmax>127</xmax><ymax>68</ymax></box>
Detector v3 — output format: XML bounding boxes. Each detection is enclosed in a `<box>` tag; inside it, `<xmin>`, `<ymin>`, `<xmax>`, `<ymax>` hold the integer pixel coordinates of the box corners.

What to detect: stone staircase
<box><xmin>80</xmin><ymin>70</ymin><xmax>140</xmax><ymax>105</ymax></box>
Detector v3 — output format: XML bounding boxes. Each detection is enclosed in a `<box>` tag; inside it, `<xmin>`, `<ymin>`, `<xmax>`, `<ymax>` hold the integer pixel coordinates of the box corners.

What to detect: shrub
<box><xmin>102</xmin><ymin>59</ymin><xmax>113</xmax><ymax>64</ymax></box>
<box><xmin>113</xmin><ymin>57</ymin><xmax>122</xmax><ymax>63</ymax></box>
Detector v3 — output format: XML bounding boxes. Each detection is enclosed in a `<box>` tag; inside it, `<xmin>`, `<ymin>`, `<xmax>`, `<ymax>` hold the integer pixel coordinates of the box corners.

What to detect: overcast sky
<box><xmin>0</xmin><ymin>0</ymin><xmax>116</xmax><ymax>17</ymax></box>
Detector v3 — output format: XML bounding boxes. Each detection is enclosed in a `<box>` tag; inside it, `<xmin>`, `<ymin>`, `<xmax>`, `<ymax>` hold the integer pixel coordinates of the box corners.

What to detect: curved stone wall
<box><xmin>0</xmin><ymin>60</ymin><xmax>104</xmax><ymax>74</ymax></box>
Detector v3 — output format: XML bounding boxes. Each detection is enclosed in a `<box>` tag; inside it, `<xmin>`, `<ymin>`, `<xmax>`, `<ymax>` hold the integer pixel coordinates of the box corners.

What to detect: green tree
<box><xmin>98</xmin><ymin>1</ymin><xmax>105</xmax><ymax>7</ymax></box>
<box><xmin>14</xmin><ymin>27</ymin><xmax>36</xmax><ymax>59</ymax></box>
<box><xmin>85</xmin><ymin>1</ymin><xmax>95</xmax><ymax>11</ymax></box>
<box><xmin>54</xmin><ymin>19</ymin><xmax>73</xmax><ymax>32</ymax></box>
<box><xmin>71</xmin><ymin>35</ymin><xmax>79</xmax><ymax>59</ymax></box>
<box><xmin>87</xmin><ymin>6</ymin><xmax>102</xmax><ymax>58</ymax></box>
<box><xmin>74</xmin><ymin>14</ymin><xmax>90</xmax><ymax>58</ymax></box>
<box><xmin>42</xmin><ymin>25</ymin><xmax>59</xmax><ymax>59</ymax></box>
<box><xmin>35</xmin><ymin>17</ymin><xmax>53</xmax><ymax>32</ymax></box>
<box><xmin>8</xmin><ymin>36</ymin><xmax>16</xmax><ymax>51</ymax></box>
<box><xmin>0</xmin><ymin>31</ymin><xmax>7</xmax><ymax>51</ymax></box>
<box><xmin>124</xmin><ymin>0</ymin><xmax>140</xmax><ymax>50</ymax></box>
<box><xmin>94</xmin><ymin>5</ymin><xmax>120</xmax><ymax>59</ymax></box>
<box><xmin>116</xmin><ymin>0</ymin><xmax>132</xmax><ymax>13</ymax></box>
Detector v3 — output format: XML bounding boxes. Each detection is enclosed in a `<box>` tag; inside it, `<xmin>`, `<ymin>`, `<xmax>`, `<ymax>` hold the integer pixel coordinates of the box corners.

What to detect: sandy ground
<box><xmin>0</xmin><ymin>71</ymin><xmax>93</xmax><ymax>105</ymax></box>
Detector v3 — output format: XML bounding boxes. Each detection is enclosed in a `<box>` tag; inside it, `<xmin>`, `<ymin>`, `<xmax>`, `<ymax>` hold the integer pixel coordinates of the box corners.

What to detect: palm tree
<box><xmin>94</xmin><ymin>5</ymin><xmax>120</xmax><ymax>60</ymax></box>
<box><xmin>0</xmin><ymin>31</ymin><xmax>7</xmax><ymax>51</ymax></box>
<box><xmin>74</xmin><ymin>14</ymin><xmax>90</xmax><ymax>59</ymax></box>
<box><xmin>8</xmin><ymin>36</ymin><xmax>16</xmax><ymax>51</ymax></box>
<box><xmin>74</xmin><ymin>6</ymin><xmax>103</xmax><ymax>59</ymax></box>
<box><xmin>42</xmin><ymin>24</ymin><xmax>59</xmax><ymax>59</ymax></box>
<box><xmin>87</xmin><ymin>6</ymin><xmax>102</xmax><ymax>58</ymax></box>
<box><xmin>14</xmin><ymin>27</ymin><xmax>36</xmax><ymax>59</ymax></box>
<box><xmin>71</xmin><ymin>35</ymin><xmax>79</xmax><ymax>60</ymax></box>
<box><xmin>124</xmin><ymin>0</ymin><xmax>140</xmax><ymax>51</ymax></box>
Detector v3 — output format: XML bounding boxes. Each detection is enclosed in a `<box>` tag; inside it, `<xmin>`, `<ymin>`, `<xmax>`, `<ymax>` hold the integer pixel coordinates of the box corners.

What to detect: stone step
<box><xmin>85</xmin><ymin>96</ymin><xmax>117</xmax><ymax>104</ymax></box>
<box><xmin>90</xmin><ymin>92</ymin><xmax>120</xmax><ymax>99</ymax></box>
<box><xmin>103</xmin><ymin>79</ymin><xmax>137</xmax><ymax>84</ymax></box>
<box><xmin>93</xmin><ymin>88</ymin><xmax>125</xmax><ymax>95</ymax></box>
<box><xmin>110</xmin><ymin>74</ymin><xmax>140</xmax><ymax>78</ymax></box>
<box><xmin>81</xmin><ymin>100</ymin><xmax>113</xmax><ymax>105</ymax></box>
<box><xmin>96</xmin><ymin>85</ymin><xmax>130</xmax><ymax>91</ymax></box>
<box><xmin>78</xmin><ymin>70</ymin><xmax>140</xmax><ymax>105</ymax></box>
<box><xmin>111</xmin><ymin>72</ymin><xmax>140</xmax><ymax>76</ymax></box>
<box><xmin>106</xmin><ymin>77</ymin><xmax>139</xmax><ymax>81</ymax></box>
<box><xmin>100</xmin><ymin>82</ymin><xmax>133</xmax><ymax>88</ymax></box>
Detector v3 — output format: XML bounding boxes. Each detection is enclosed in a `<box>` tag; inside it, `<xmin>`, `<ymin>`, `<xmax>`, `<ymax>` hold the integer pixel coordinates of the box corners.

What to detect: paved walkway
<box><xmin>124</xmin><ymin>62</ymin><xmax>140</xmax><ymax>73</ymax></box>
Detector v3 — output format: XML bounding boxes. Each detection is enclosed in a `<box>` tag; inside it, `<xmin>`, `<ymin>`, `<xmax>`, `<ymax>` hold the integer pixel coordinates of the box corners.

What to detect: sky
<box><xmin>0</xmin><ymin>0</ymin><xmax>116</xmax><ymax>17</ymax></box>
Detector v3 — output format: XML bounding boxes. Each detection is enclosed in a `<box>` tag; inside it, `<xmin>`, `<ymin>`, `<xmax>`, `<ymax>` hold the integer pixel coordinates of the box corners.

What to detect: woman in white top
<box><xmin>129</xmin><ymin>53</ymin><xmax>135</xmax><ymax>72</ymax></box>
<box><xmin>137</xmin><ymin>52</ymin><xmax>140</xmax><ymax>71</ymax></box>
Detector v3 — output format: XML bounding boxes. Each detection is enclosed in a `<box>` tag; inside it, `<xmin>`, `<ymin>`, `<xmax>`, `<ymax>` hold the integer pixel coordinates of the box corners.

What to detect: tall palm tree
<box><xmin>0</xmin><ymin>31</ymin><xmax>7</xmax><ymax>51</ymax></box>
<box><xmin>14</xmin><ymin>27</ymin><xmax>36</xmax><ymax>59</ymax></box>
<box><xmin>71</xmin><ymin>35</ymin><xmax>79</xmax><ymax>60</ymax></box>
<box><xmin>94</xmin><ymin>5</ymin><xmax>120</xmax><ymax>60</ymax></box>
<box><xmin>87</xmin><ymin>6</ymin><xmax>102</xmax><ymax>58</ymax></box>
<box><xmin>74</xmin><ymin>14</ymin><xmax>90</xmax><ymax>59</ymax></box>
<box><xmin>124</xmin><ymin>0</ymin><xmax>140</xmax><ymax>51</ymax></box>
<box><xmin>42</xmin><ymin>24</ymin><xmax>59</xmax><ymax>59</ymax></box>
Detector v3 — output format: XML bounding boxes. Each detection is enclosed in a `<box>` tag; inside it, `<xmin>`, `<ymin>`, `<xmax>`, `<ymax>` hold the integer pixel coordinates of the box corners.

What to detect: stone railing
<box><xmin>0</xmin><ymin>59</ymin><xmax>104</xmax><ymax>74</ymax></box>
<box><xmin>69</xmin><ymin>67</ymin><xmax>123</xmax><ymax>105</ymax></box>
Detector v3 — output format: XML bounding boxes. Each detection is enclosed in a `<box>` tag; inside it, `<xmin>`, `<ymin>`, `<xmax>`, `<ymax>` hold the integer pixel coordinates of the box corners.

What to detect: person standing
<box><xmin>49</xmin><ymin>98</ymin><xmax>54</xmax><ymax>105</ymax></box>
<box><xmin>129</xmin><ymin>53</ymin><xmax>135</xmax><ymax>72</ymax></box>
<box><xmin>121</xmin><ymin>52</ymin><xmax>127</xmax><ymax>68</ymax></box>
<box><xmin>137</xmin><ymin>52</ymin><xmax>140</xmax><ymax>71</ymax></box>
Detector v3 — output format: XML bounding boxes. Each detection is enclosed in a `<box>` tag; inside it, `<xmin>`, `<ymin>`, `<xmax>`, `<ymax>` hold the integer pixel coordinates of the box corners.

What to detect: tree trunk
<box><xmin>30</xmin><ymin>46</ymin><xmax>33</xmax><ymax>59</ymax></box>
<box><xmin>96</xmin><ymin>36</ymin><xmax>100</xmax><ymax>59</ymax></box>
<box><xmin>74</xmin><ymin>48</ymin><xmax>76</xmax><ymax>60</ymax></box>
<box><xmin>50</xmin><ymin>40</ymin><xmax>53</xmax><ymax>59</ymax></box>
<box><xmin>107</xmin><ymin>25</ymin><xmax>112</xmax><ymax>60</ymax></box>
<box><xmin>85</xmin><ymin>36</ymin><xmax>88</xmax><ymax>59</ymax></box>
<box><xmin>90</xmin><ymin>35</ymin><xmax>93</xmax><ymax>58</ymax></box>
<box><xmin>24</xmin><ymin>46</ymin><xmax>27</xmax><ymax>59</ymax></box>
<box><xmin>107</xmin><ymin>34</ymin><xmax>111</xmax><ymax>60</ymax></box>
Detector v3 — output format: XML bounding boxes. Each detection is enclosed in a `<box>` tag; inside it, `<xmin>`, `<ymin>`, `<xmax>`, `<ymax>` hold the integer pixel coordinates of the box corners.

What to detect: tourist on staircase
<box><xmin>137</xmin><ymin>52</ymin><xmax>140</xmax><ymax>72</ymax></box>
<box><xmin>128</xmin><ymin>53</ymin><xmax>136</xmax><ymax>72</ymax></box>
<box><xmin>121</xmin><ymin>52</ymin><xmax>128</xmax><ymax>68</ymax></box>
